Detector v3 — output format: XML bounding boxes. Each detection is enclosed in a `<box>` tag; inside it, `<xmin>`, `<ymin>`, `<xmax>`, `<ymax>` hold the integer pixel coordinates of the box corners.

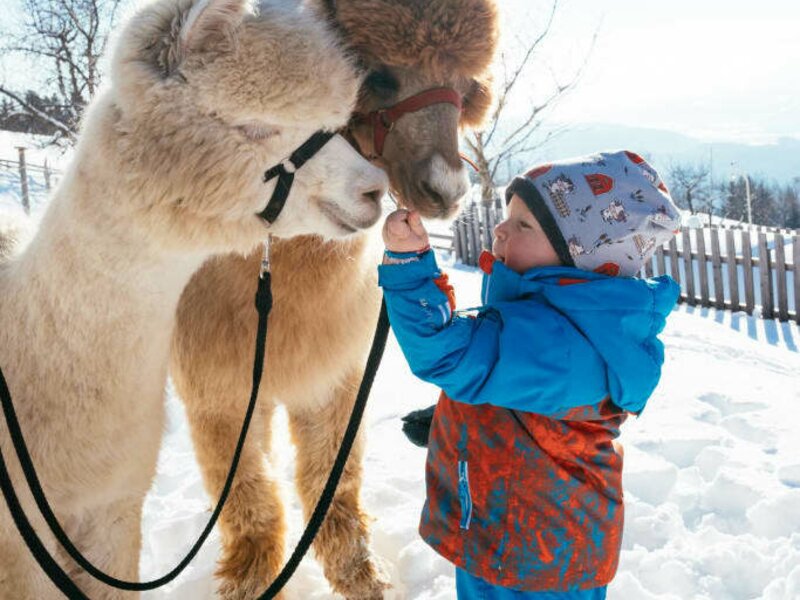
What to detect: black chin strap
<box><xmin>258</xmin><ymin>131</ymin><xmax>336</xmax><ymax>223</ymax></box>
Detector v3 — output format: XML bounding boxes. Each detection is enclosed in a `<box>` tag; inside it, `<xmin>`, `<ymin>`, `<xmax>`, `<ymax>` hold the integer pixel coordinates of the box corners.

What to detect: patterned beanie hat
<box><xmin>505</xmin><ymin>150</ymin><xmax>681</xmax><ymax>277</ymax></box>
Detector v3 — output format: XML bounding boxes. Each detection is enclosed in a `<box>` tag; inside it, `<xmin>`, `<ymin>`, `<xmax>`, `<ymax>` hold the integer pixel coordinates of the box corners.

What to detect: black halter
<box><xmin>257</xmin><ymin>130</ymin><xmax>336</xmax><ymax>223</ymax></box>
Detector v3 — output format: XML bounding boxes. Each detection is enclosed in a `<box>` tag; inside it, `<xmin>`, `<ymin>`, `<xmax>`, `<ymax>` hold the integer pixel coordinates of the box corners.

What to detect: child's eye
<box><xmin>519</xmin><ymin>221</ymin><xmax>531</xmax><ymax>229</ymax></box>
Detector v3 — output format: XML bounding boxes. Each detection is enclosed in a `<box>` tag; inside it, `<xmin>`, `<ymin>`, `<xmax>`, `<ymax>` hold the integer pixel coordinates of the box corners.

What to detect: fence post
<box><xmin>655</xmin><ymin>245</ymin><xmax>666</xmax><ymax>276</ymax></box>
<box><xmin>668</xmin><ymin>237</ymin><xmax>680</xmax><ymax>283</ymax></box>
<box><xmin>480</xmin><ymin>203</ymin><xmax>491</xmax><ymax>251</ymax></box>
<box><xmin>486</xmin><ymin>204</ymin><xmax>497</xmax><ymax>251</ymax></box>
<box><xmin>644</xmin><ymin>254</ymin><xmax>654</xmax><ymax>278</ymax></box>
<box><xmin>741</xmin><ymin>230</ymin><xmax>755</xmax><ymax>315</ymax></box>
<box><xmin>757</xmin><ymin>232</ymin><xmax>773</xmax><ymax>319</ymax></box>
<box><xmin>16</xmin><ymin>147</ymin><xmax>30</xmax><ymax>214</ymax></box>
<box><xmin>710</xmin><ymin>228</ymin><xmax>724</xmax><ymax>310</ymax></box>
<box><xmin>725</xmin><ymin>229</ymin><xmax>739</xmax><ymax>312</ymax></box>
<box><xmin>794</xmin><ymin>234</ymin><xmax>800</xmax><ymax>325</ymax></box>
<box><xmin>469</xmin><ymin>203</ymin><xmax>481</xmax><ymax>265</ymax></box>
<box><xmin>682</xmin><ymin>228</ymin><xmax>696</xmax><ymax>305</ymax></box>
<box><xmin>696</xmin><ymin>229</ymin><xmax>709</xmax><ymax>306</ymax></box>
<box><xmin>774</xmin><ymin>233</ymin><xmax>788</xmax><ymax>322</ymax></box>
<box><xmin>456</xmin><ymin>218</ymin><xmax>468</xmax><ymax>264</ymax></box>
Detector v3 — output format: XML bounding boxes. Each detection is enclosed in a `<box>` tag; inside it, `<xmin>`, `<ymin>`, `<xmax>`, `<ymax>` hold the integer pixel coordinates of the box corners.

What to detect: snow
<box><xmin>137</xmin><ymin>260</ymin><xmax>800</xmax><ymax>600</ymax></box>
<box><xmin>2</xmin><ymin>134</ymin><xmax>799</xmax><ymax>598</ymax></box>
<box><xmin>0</xmin><ymin>131</ymin><xmax>68</xmax><ymax>218</ymax></box>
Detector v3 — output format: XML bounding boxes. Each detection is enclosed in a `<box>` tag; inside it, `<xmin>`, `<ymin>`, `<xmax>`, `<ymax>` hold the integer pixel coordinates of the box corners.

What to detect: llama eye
<box><xmin>364</xmin><ymin>68</ymin><xmax>399</xmax><ymax>100</ymax></box>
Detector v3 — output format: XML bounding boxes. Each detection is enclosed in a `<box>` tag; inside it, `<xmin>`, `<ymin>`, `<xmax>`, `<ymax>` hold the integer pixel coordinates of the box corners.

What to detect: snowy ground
<box><xmin>139</xmin><ymin>256</ymin><xmax>800</xmax><ymax>600</ymax></box>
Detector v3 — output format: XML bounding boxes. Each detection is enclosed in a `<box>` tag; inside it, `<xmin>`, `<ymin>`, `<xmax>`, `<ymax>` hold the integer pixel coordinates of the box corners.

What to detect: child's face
<box><xmin>492</xmin><ymin>194</ymin><xmax>561</xmax><ymax>274</ymax></box>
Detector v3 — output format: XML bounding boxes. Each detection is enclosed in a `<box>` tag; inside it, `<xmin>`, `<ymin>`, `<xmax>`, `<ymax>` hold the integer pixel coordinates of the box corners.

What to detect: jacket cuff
<box><xmin>378</xmin><ymin>249</ymin><xmax>440</xmax><ymax>291</ymax></box>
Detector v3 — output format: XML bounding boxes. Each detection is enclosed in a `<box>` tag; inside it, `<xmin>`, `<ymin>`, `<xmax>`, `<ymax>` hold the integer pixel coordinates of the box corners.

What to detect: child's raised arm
<box><xmin>378</xmin><ymin>241</ymin><xmax>609</xmax><ymax>416</ymax></box>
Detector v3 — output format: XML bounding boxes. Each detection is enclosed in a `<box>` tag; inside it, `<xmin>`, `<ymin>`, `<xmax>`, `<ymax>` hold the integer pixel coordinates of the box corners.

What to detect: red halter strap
<box><xmin>360</xmin><ymin>87</ymin><xmax>462</xmax><ymax>157</ymax></box>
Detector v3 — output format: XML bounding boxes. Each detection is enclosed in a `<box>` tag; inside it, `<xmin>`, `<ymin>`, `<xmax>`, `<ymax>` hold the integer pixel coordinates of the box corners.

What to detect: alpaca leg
<box><xmin>286</xmin><ymin>372</ymin><xmax>388</xmax><ymax>600</ymax></box>
<box><xmin>185</xmin><ymin>404</ymin><xmax>286</xmax><ymax>600</ymax></box>
<box><xmin>58</xmin><ymin>499</ymin><xmax>143</xmax><ymax>600</ymax></box>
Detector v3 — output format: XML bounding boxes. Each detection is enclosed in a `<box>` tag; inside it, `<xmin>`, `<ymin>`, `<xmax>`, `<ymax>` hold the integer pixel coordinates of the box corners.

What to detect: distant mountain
<box><xmin>521</xmin><ymin>123</ymin><xmax>800</xmax><ymax>184</ymax></box>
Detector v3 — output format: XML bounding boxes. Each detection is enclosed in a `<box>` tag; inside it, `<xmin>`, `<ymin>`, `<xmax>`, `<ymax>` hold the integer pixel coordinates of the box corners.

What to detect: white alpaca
<box><xmin>0</xmin><ymin>0</ymin><xmax>387</xmax><ymax>597</ymax></box>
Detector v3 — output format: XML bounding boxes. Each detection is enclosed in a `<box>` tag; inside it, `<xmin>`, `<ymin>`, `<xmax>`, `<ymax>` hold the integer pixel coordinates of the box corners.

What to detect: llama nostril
<box><xmin>420</xmin><ymin>180</ymin><xmax>445</xmax><ymax>208</ymax></box>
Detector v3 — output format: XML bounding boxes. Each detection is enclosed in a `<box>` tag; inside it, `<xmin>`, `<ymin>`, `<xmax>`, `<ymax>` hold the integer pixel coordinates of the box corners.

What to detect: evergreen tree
<box><xmin>778</xmin><ymin>185</ymin><xmax>800</xmax><ymax>229</ymax></box>
<box><xmin>723</xmin><ymin>179</ymin><xmax>749</xmax><ymax>223</ymax></box>
<box><xmin>750</xmin><ymin>179</ymin><xmax>777</xmax><ymax>226</ymax></box>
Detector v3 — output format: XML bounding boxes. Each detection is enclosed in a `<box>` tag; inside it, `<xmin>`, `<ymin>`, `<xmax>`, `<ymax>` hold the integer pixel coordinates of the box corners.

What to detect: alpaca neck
<box><xmin>3</xmin><ymin>184</ymin><xmax>209</xmax><ymax>408</ymax></box>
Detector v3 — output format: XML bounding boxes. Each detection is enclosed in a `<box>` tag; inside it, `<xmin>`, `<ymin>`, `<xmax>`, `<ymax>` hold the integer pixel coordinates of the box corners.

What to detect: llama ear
<box><xmin>180</xmin><ymin>0</ymin><xmax>250</xmax><ymax>54</ymax></box>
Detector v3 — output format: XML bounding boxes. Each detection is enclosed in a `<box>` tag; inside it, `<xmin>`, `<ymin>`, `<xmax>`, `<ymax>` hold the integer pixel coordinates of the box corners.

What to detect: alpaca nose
<box><xmin>358</xmin><ymin>164</ymin><xmax>388</xmax><ymax>206</ymax></box>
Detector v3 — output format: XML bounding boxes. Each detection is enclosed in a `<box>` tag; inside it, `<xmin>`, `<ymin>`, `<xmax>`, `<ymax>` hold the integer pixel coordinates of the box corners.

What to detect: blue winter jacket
<box><xmin>378</xmin><ymin>250</ymin><xmax>679</xmax><ymax>591</ymax></box>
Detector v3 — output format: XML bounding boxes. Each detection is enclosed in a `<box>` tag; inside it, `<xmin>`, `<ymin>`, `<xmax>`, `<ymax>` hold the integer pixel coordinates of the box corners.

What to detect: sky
<box><xmin>1</xmin><ymin>0</ymin><xmax>798</xmax><ymax>147</ymax></box>
<box><xmin>499</xmin><ymin>0</ymin><xmax>800</xmax><ymax>144</ymax></box>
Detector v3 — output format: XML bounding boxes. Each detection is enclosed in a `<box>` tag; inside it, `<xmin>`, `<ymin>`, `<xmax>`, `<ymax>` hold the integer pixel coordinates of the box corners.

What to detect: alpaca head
<box><xmin>313</xmin><ymin>0</ymin><xmax>499</xmax><ymax>219</ymax></box>
<box><xmin>100</xmin><ymin>0</ymin><xmax>387</xmax><ymax>252</ymax></box>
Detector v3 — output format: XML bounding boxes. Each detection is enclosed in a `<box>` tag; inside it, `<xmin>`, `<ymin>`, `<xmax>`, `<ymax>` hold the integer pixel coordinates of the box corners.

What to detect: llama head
<box><xmin>99</xmin><ymin>0</ymin><xmax>387</xmax><ymax>252</ymax></box>
<box><xmin>313</xmin><ymin>0</ymin><xmax>499</xmax><ymax>219</ymax></box>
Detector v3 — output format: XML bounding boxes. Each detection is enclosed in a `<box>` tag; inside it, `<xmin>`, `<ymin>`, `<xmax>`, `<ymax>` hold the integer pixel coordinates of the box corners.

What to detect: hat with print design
<box><xmin>505</xmin><ymin>150</ymin><xmax>681</xmax><ymax>277</ymax></box>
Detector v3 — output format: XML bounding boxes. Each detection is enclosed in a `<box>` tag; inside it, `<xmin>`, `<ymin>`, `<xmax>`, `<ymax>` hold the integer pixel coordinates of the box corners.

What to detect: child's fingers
<box><xmin>387</xmin><ymin>215</ymin><xmax>412</xmax><ymax>239</ymax></box>
<box><xmin>407</xmin><ymin>211</ymin><xmax>428</xmax><ymax>238</ymax></box>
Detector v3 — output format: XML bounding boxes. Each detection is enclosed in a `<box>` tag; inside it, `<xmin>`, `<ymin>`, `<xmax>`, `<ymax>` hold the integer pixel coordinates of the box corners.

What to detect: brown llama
<box><xmin>170</xmin><ymin>0</ymin><xmax>500</xmax><ymax>597</ymax></box>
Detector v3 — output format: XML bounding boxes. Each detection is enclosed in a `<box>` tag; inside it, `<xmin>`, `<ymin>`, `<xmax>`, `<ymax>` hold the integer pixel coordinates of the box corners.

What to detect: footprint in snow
<box><xmin>697</xmin><ymin>393</ymin><xmax>768</xmax><ymax>418</ymax></box>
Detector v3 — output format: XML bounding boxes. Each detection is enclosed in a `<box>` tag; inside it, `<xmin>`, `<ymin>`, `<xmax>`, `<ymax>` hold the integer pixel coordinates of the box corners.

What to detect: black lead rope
<box><xmin>258</xmin><ymin>130</ymin><xmax>336</xmax><ymax>223</ymax></box>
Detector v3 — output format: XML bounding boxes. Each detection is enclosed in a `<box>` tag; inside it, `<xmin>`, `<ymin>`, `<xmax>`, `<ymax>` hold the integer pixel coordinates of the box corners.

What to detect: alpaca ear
<box><xmin>461</xmin><ymin>75</ymin><xmax>494</xmax><ymax>128</ymax></box>
<box><xmin>181</xmin><ymin>0</ymin><xmax>250</xmax><ymax>54</ymax></box>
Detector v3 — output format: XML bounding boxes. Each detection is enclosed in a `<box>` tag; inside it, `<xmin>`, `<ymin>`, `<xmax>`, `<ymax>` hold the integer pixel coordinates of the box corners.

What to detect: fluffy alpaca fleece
<box><xmin>0</xmin><ymin>0</ymin><xmax>387</xmax><ymax>597</ymax></box>
<box><xmin>170</xmin><ymin>0</ymin><xmax>499</xmax><ymax>598</ymax></box>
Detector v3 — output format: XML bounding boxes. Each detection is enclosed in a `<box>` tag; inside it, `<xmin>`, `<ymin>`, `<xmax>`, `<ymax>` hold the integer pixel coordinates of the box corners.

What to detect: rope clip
<box><xmin>260</xmin><ymin>236</ymin><xmax>272</xmax><ymax>278</ymax></box>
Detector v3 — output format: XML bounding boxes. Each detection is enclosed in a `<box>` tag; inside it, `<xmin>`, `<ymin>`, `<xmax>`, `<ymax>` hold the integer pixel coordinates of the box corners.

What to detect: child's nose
<box><xmin>493</xmin><ymin>222</ymin><xmax>506</xmax><ymax>240</ymax></box>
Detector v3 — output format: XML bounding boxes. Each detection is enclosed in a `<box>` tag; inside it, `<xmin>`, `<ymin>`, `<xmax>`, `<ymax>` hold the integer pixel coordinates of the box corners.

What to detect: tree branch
<box><xmin>0</xmin><ymin>85</ymin><xmax>75</xmax><ymax>138</ymax></box>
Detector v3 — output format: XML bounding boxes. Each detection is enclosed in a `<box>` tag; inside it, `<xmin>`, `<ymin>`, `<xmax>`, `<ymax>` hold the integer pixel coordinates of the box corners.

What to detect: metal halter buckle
<box><xmin>260</xmin><ymin>236</ymin><xmax>272</xmax><ymax>278</ymax></box>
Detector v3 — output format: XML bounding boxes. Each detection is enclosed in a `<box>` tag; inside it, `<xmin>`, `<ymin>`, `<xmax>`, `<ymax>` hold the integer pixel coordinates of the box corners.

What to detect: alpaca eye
<box><xmin>364</xmin><ymin>68</ymin><xmax>399</xmax><ymax>100</ymax></box>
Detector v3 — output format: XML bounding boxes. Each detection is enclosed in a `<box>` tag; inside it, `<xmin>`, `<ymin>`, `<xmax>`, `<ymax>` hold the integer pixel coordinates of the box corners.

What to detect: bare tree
<box><xmin>668</xmin><ymin>162</ymin><xmax>711</xmax><ymax>217</ymax></box>
<box><xmin>0</xmin><ymin>0</ymin><xmax>124</xmax><ymax>144</ymax></box>
<box><xmin>463</xmin><ymin>0</ymin><xmax>593</xmax><ymax>206</ymax></box>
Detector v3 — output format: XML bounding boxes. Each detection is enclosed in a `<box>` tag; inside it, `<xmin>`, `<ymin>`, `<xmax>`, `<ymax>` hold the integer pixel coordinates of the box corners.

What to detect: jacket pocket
<box><xmin>458</xmin><ymin>460</ymin><xmax>473</xmax><ymax>530</ymax></box>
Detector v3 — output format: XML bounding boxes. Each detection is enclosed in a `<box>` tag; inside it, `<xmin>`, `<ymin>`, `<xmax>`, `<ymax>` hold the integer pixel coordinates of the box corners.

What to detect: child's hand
<box><xmin>383</xmin><ymin>209</ymin><xmax>430</xmax><ymax>254</ymax></box>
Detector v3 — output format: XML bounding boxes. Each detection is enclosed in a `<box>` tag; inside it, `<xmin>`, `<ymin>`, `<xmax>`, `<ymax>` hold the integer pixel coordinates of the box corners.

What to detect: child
<box><xmin>378</xmin><ymin>150</ymin><xmax>682</xmax><ymax>599</ymax></box>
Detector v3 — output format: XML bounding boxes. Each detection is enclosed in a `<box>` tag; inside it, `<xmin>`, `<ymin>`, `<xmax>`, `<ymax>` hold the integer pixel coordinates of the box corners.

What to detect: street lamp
<box><xmin>730</xmin><ymin>163</ymin><xmax>753</xmax><ymax>225</ymax></box>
